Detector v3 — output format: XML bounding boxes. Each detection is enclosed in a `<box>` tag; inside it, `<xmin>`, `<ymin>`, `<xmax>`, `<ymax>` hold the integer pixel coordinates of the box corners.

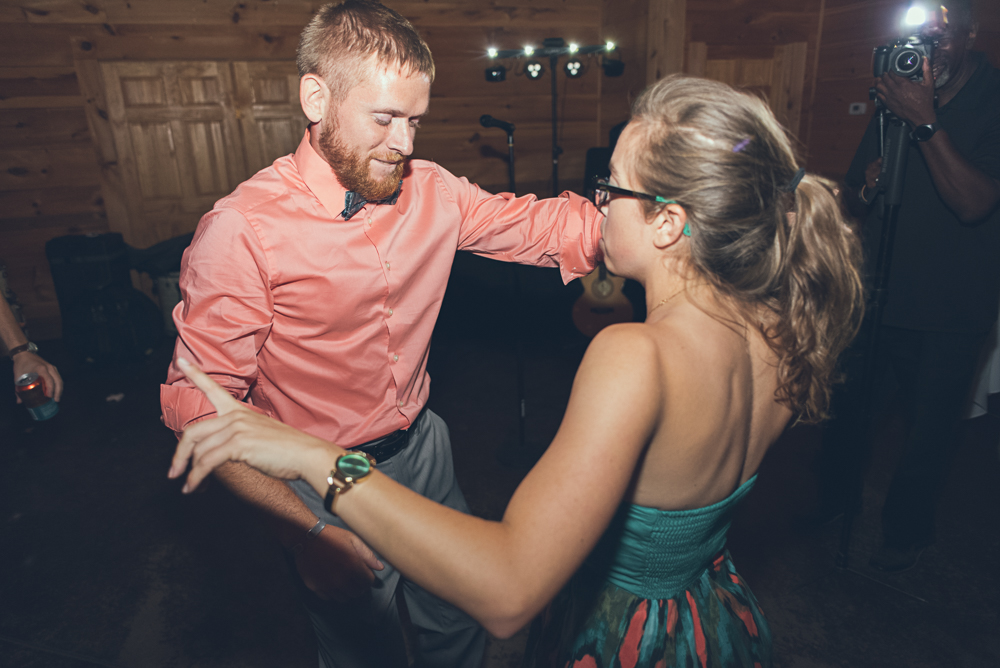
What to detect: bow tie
<box><xmin>341</xmin><ymin>181</ymin><xmax>403</xmax><ymax>220</ymax></box>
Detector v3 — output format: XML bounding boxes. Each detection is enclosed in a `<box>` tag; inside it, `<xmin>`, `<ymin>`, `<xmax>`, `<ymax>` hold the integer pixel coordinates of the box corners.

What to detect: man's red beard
<box><xmin>319</xmin><ymin>121</ymin><xmax>405</xmax><ymax>201</ymax></box>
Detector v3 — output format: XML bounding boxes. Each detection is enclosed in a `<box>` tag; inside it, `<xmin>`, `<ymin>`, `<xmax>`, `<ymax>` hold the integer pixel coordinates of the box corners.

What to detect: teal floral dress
<box><xmin>523</xmin><ymin>477</ymin><xmax>770</xmax><ymax>668</ymax></box>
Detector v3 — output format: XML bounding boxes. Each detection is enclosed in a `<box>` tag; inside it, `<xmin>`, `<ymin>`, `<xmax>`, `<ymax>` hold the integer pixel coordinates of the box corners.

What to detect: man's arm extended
<box><xmin>1</xmin><ymin>294</ymin><xmax>62</xmax><ymax>401</ymax></box>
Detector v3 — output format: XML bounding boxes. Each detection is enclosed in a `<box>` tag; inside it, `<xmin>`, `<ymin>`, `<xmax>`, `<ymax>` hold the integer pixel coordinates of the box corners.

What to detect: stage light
<box><xmin>564</xmin><ymin>58</ymin><xmax>583</xmax><ymax>78</ymax></box>
<box><xmin>485</xmin><ymin>64</ymin><xmax>506</xmax><ymax>82</ymax></box>
<box><xmin>568</xmin><ymin>43</ymin><xmax>579</xmax><ymax>54</ymax></box>
<box><xmin>487</xmin><ymin>47</ymin><xmax>498</xmax><ymax>58</ymax></box>
<box><xmin>602</xmin><ymin>58</ymin><xmax>624</xmax><ymax>77</ymax></box>
<box><xmin>525</xmin><ymin>60</ymin><xmax>544</xmax><ymax>80</ymax></box>
<box><xmin>524</xmin><ymin>45</ymin><xmax>535</xmax><ymax>56</ymax></box>
<box><xmin>605</xmin><ymin>41</ymin><xmax>616</xmax><ymax>52</ymax></box>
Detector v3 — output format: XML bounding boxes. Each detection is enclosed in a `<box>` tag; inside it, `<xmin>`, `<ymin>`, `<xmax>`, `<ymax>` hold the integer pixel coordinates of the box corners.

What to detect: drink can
<box><xmin>15</xmin><ymin>372</ymin><xmax>59</xmax><ymax>421</ymax></box>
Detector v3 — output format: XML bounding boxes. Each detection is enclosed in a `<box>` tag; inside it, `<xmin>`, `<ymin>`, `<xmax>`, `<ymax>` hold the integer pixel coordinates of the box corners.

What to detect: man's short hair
<box><xmin>296</xmin><ymin>0</ymin><xmax>435</xmax><ymax>103</ymax></box>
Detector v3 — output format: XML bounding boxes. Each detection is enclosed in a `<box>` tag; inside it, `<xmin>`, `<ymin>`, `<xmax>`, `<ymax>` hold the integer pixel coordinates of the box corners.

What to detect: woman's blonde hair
<box><xmin>630</xmin><ymin>75</ymin><xmax>864</xmax><ymax>422</ymax></box>
<box><xmin>297</xmin><ymin>0</ymin><xmax>434</xmax><ymax>104</ymax></box>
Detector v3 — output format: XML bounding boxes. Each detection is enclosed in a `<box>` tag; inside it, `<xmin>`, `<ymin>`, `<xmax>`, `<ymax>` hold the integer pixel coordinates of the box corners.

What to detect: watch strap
<box><xmin>7</xmin><ymin>342</ymin><xmax>35</xmax><ymax>358</ymax></box>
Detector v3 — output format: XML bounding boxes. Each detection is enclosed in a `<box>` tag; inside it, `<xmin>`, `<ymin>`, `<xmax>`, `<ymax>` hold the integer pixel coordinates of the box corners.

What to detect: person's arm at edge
<box><xmin>0</xmin><ymin>294</ymin><xmax>62</xmax><ymax>401</ymax></box>
<box><xmin>174</xmin><ymin>324</ymin><xmax>662</xmax><ymax>636</ymax></box>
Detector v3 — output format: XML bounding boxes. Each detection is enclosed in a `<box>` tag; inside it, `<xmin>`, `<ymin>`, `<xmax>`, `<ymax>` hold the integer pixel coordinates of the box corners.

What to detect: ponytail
<box><xmin>630</xmin><ymin>76</ymin><xmax>864</xmax><ymax>421</ymax></box>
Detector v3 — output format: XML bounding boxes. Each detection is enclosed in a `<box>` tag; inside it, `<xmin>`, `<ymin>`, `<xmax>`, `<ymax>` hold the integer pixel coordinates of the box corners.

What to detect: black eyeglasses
<box><xmin>590</xmin><ymin>177</ymin><xmax>677</xmax><ymax>209</ymax></box>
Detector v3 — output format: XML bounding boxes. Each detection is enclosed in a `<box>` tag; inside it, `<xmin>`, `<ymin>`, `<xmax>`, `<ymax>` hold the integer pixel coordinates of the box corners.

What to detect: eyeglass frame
<box><xmin>589</xmin><ymin>177</ymin><xmax>690</xmax><ymax>237</ymax></box>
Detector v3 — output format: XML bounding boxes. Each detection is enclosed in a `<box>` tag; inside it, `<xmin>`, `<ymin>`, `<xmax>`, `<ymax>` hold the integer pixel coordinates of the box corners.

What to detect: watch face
<box><xmin>913</xmin><ymin>124</ymin><xmax>935</xmax><ymax>141</ymax></box>
<box><xmin>338</xmin><ymin>453</ymin><xmax>372</xmax><ymax>479</ymax></box>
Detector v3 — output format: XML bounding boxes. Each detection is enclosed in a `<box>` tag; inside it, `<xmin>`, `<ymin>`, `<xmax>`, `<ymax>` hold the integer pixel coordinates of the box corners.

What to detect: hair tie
<box><xmin>779</xmin><ymin>167</ymin><xmax>806</xmax><ymax>193</ymax></box>
<box><xmin>732</xmin><ymin>137</ymin><xmax>752</xmax><ymax>153</ymax></box>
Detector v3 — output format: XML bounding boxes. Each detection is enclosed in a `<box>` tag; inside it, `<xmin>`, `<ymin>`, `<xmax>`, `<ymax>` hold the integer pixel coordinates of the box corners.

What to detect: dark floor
<box><xmin>2</xmin><ymin>254</ymin><xmax>999</xmax><ymax>667</ymax></box>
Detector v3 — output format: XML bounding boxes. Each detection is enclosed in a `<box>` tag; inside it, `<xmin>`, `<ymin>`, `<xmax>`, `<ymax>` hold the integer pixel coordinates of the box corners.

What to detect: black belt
<box><xmin>351</xmin><ymin>409</ymin><xmax>425</xmax><ymax>462</ymax></box>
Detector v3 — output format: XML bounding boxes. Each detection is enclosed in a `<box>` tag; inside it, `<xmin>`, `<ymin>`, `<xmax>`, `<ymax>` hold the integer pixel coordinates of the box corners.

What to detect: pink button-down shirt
<box><xmin>160</xmin><ymin>132</ymin><xmax>602</xmax><ymax>446</ymax></box>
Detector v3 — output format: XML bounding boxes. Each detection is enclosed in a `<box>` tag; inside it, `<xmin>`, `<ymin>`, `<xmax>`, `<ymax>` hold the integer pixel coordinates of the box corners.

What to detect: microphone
<box><xmin>480</xmin><ymin>114</ymin><xmax>515</xmax><ymax>134</ymax></box>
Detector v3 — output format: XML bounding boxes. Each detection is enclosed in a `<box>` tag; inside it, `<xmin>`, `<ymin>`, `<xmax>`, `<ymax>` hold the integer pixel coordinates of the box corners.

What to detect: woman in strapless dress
<box><xmin>171</xmin><ymin>75</ymin><xmax>864</xmax><ymax>667</ymax></box>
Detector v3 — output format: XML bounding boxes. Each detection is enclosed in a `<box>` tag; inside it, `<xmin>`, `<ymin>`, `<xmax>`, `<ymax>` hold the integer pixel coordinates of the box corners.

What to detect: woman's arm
<box><xmin>171</xmin><ymin>325</ymin><xmax>662</xmax><ymax>637</ymax></box>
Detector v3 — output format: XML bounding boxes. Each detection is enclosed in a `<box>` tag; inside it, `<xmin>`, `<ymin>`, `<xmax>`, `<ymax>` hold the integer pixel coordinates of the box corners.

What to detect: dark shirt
<box><xmin>846</xmin><ymin>51</ymin><xmax>1000</xmax><ymax>333</ymax></box>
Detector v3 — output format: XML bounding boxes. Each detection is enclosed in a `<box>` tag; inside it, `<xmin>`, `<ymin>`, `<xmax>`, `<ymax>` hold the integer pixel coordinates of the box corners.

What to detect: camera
<box><xmin>873</xmin><ymin>34</ymin><xmax>935</xmax><ymax>81</ymax></box>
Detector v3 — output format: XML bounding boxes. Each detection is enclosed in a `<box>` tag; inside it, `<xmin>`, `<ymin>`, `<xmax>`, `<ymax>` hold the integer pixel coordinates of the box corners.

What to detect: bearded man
<box><xmin>160</xmin><ymin>2</ymin><xmax>602</xmax><ymax>666</ymax></box>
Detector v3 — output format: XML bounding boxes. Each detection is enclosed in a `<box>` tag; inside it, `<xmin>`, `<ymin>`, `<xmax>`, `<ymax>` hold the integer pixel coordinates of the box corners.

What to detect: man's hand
<box><xmin>874</xmin><ymin>58</ymin><xmax>937</xmax><ymax>128</ymax></box>
<box><xmin>297</xmin><ymin>524</ymin><xmax>384</xmax><ymax>601</ymax></box>
<box><xmin>865</xmin><ymin>158</ymin><xmax>883</xmax><ymax>192</ymax></box>
<box><xmin>12</xmin><ymin>352</ymin><xmax>62</xmax><ymax>402</ymax></box>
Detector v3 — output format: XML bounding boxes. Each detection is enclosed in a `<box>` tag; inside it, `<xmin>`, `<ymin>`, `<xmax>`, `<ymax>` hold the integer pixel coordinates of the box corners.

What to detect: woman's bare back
<box><xmin>629</xmin><ymin>297</ymin><xmax>792</xmax><ymax>511</ymax></box>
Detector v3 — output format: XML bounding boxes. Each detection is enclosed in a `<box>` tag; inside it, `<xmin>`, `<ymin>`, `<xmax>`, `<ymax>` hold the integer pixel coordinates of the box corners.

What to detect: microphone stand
<box><xmin>480</xmin><ymin>116</ymin><xmax>541</xmax><ymax>468</ymax></box>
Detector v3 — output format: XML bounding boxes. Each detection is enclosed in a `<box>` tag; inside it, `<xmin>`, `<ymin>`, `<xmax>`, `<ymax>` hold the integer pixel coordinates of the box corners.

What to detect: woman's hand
<box><xmin>168</xmin><ymin>357</ymin><xmax>341</xmax><ymax>492</ymax></box>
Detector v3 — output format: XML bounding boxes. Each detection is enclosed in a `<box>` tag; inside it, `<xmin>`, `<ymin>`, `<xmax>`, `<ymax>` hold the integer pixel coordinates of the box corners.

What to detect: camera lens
<box><xmin>892</xmin><ymin>47</ymin><xmax>923</xmax><ymax>77</ymax></box>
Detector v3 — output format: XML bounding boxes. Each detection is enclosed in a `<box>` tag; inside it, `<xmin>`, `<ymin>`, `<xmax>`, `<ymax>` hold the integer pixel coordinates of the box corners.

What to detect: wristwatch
<box><xmin>324</xmin><ymin>451</ymin><xmax>377</xmax><ymax>515</ymax></box>
<box><xmin>910</xmin><ymin>122</ymin><xmax>939</xmax><ymax>142</ymax></box>
<box><xmin>7</xmin><ymin>341</ymin><xmax>38</xmax><ymax>359</ymax></box>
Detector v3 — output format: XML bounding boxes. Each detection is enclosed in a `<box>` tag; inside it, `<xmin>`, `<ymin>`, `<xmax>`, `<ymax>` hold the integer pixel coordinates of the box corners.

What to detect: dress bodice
<box><xmin>584</xmin><ymin>475</ymin><xmax>757</xmax><ymax>600</ymax></box>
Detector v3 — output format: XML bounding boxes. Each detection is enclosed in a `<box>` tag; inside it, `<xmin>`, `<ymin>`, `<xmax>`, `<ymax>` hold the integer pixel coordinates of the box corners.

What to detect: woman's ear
<box><xmin>299</xmin><ymin>73</ymin><xmax>329</xmax><ymax>124</ymax></box>
<box><xmin>651</xmin><ymin>204</ymin><xmax>689</xmax><ymax>249</ymax></box>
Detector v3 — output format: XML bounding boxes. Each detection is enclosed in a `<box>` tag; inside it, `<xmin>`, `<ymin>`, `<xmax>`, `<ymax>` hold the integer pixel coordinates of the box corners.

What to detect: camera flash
<box><xmin>524</xmin><ymin>46</ymin><xmax>535</xmax><ymax>56</ymax></box>
<box><xmin>904</xmin><ymin>6</ymin><xmax>927</xmax><ymax>26</ymax></box>
<box><xmin>487</xmin><ymin>47</ymin><xmax>498</xmax><ymax>58</ymax></box>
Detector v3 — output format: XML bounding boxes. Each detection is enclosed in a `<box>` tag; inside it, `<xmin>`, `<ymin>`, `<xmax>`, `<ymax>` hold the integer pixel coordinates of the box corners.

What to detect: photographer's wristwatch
<box><xmin>324</xmin><ymin>451</ymin><xmax>377</xmax><ymax>515</ymax></box>
<box><xmin>910</xmin><ymin>122</ymin><xmax>939</xmax><ymax>142</ymax></box>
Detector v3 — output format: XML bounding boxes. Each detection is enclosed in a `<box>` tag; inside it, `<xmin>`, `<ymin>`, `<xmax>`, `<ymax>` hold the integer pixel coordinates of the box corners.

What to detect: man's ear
<box><xmin>651</xmin><ymin>204</ymin><xmax>689</xmax><ymax>249</ymax></box>
<box><xmin>300</xmin><ymin>73</ymin><xmax>329</xmax><ymax>124</ymax></box>
<box><xmin>967</xmin><ymin>22</ymin><xmax>979</xmax><ymax>49</ymax></box>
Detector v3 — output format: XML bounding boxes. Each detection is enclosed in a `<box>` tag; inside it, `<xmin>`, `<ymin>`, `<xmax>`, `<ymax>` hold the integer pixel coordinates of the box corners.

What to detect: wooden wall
<box><xmin>1</xmin><ymin>0</ymin><xmax>634</xmax><ymax>339</ymax></box>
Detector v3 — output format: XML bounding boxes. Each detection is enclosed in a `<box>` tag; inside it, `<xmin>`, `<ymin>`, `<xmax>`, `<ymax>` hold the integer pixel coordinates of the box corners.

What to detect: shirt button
<box><xmin>385</xmin><ymin>261</ymin><xmax>390</xmax><ymax>270</ymax></box>
<box><xmin>398</xmin><ymin>400</ymin><xmax>404</xmax><ymax>407</ymax></box>
<box><xmin>366</xmin><ymin>217</ymin><xmax>373</xmax><ymax>226</ymax></box>
<box><xmin>393</xmin><ymin>354</ymin><xmax>399</xmax><ymax>362</ymax></box>
<box><xmin>387</xmin><ymin>307</ymin><xmax>393</xmax><ymax>316</ymax></box>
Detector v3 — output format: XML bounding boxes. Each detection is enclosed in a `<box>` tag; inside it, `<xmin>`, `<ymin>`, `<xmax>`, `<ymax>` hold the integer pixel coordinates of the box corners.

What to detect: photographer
<box><xmin>808</xmin><ymin>0</ymin><xmax>1000</xmax><ymax>572</ymax></box>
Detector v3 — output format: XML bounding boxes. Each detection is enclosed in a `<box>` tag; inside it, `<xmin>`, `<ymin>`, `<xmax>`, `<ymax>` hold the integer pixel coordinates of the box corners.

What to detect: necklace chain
<box><xmin>647</xmin><ymin>288</ymin><xmax>686</xmax><ymax>317</ymax></box>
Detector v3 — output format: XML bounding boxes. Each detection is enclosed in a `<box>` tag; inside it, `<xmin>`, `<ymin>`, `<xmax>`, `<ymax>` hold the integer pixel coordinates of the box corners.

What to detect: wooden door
<box><xmin>101</xmin><ymin>61</ymin><xmax>248</xmax><ymax>247</ymax></box>
<box><xmin>232</xmin><ymin>61</ymin><xmax>310</xmax><ymax>176</ymax></box>
<box><xmin>686</xmin><ymin>42</ymin><xmax>808</xmax><ymax>137</ymax></box>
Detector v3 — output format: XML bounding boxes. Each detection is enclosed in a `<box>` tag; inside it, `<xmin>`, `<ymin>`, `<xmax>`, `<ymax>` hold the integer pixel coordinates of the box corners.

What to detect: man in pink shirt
<box><xmin>161</xmin><ymin>2</ymin><xmax>602</xmax><ymax>666</ymax></box>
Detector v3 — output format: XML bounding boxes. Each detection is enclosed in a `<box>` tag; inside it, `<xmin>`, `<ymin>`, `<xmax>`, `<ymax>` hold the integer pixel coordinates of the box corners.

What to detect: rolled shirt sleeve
<box><xmin>160</xmin><ymin>209</ymin><xmax>275</xmax><ymax>434</ymax></box>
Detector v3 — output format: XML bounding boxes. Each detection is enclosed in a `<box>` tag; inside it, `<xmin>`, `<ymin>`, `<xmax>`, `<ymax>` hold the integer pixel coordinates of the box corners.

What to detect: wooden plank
<box><xmin>70</xmin><ymin>26</ymin><xmax>303</xmax><ymax>61</ymax></box>
<box><xmin>0</xmin><ymin>96</ymin><xmax>83</xmax><ymax>109</ymax></box>
<box><xmin>0</xmin><ymin>23</ymin><xmax>89</xmax><ymax>67</ymax></box>
<box><xmin>687</xmin><ymin>41</ymin><xmax>707</xmax><ymax>76</ymax></box>
<box><xmin>0</xmin><ymin>0</ymin><xmax>109</xmax><ymax>23</ymax></box>
<box><xmin>0</xmin><ymin>185</ymin><xmax>104</xmax><ymax>218</ymax></box>
<box><xmin>772</xmin><ymin>42</ymin><xmax>808</xmax><ymax>137</ymax></box>
<box><xmin>647</xmin><ymin>0</ymin><xmax>686</xmax><ymax>84</ymax></box>
<box><xmin>0</xmin><ymin>108</ymin><xmax>90</xmax><ymax>148</ymax></box>
<box><xmin>0</xmin><ymin>69</ymin><xmax>78</xmax><ymax>97</ymax></box>
<box><xmin>0</xmin><ymin>143</ymin><xmax>101</xmax><ymax>190</ymax></box>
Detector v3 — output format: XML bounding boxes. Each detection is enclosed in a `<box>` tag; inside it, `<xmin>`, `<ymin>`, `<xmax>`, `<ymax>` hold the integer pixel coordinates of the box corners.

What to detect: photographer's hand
<box><xmin>874</xmin><ymin>58</ymin><xmax>936</xmax><ymax>128</ymax></box>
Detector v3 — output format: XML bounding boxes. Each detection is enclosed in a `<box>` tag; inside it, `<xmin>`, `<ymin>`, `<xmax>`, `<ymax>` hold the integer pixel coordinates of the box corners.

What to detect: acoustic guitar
<box><xmin>572</xmin><ymin>262</ymin><xmax>634</xmax><ymax>338</ymax></box>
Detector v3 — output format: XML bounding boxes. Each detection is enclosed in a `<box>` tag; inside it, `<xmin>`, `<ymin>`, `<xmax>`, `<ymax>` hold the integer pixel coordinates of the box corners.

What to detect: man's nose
<box><xmin>387</xmin><ymin>119</ymin><xmax>415</xmax><ymax>156</ymax></box>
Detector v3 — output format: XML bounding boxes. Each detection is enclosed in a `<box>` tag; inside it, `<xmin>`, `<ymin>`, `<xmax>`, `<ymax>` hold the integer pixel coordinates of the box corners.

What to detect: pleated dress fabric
<box><xmin>523</xmin><ymin>476</ymin><xmax>770</xmax><ymax>668</ymax></box>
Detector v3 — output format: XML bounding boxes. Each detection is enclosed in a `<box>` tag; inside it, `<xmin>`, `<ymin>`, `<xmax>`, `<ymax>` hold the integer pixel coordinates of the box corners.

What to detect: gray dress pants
<box><xmin>287</xmin><ymin>409</ymin><xmax>486</xmax><ymax>668</ymax></box>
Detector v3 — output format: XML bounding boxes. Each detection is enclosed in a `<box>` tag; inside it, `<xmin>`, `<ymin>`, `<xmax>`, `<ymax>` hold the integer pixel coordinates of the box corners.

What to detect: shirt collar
<box><xmin>293</xmin><ymin>130</ymin><xmax>351</xmax><ymax>221</ymax></box>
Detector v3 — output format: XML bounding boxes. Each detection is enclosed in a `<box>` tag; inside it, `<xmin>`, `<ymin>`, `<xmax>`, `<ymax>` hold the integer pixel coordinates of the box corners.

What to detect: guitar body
<box><xmin>572</xmin><ymin>263</ymin><xmax>634</xmax><ymax>338</ymax></box>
